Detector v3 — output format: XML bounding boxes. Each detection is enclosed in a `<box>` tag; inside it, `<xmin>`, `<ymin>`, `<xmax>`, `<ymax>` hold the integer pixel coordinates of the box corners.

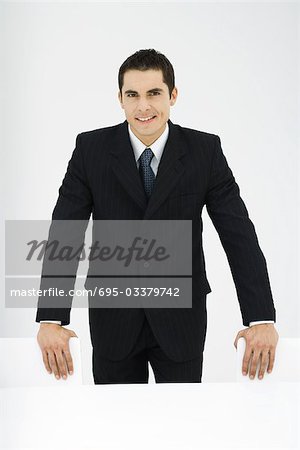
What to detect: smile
<box><xmin>136</xmin><ymin>116</ymin><xmax>156</xmax><ymax>123</ymax></box>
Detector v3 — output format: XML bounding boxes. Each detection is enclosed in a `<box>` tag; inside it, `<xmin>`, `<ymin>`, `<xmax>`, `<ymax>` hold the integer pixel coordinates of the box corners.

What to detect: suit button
<box><xmin>144</xmin><ymin>262</ymin><xmax>149</xmax><ymax>268</ymax></box>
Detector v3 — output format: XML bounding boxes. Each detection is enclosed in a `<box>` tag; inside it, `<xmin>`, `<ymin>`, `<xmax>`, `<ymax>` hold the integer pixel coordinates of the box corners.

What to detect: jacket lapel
<box><xmin>143</xmin><ymin>120</ymin><xmax>187</xmax><ymax>219</ymax></box>
<box><xmin>110</xmin><ymin>121</ymin><xmax>148</xmax><ymax>211</ymax></box>
<box><xmin>110</xmin><ymin>119</ymin><xmax>187</xmax><ymax>218</ymax></box>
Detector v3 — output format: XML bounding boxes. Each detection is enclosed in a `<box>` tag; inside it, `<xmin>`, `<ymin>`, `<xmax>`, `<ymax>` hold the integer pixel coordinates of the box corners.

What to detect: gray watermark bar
<box><xmin>5</xmin><ymin>220</ymin><xmax>192</xmax><ymax>309</ymax></box>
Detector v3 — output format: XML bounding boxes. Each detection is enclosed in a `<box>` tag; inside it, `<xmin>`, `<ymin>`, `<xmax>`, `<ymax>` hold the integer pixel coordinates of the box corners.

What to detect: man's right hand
<box><xmin>37</xmin><ymin>323</ymin><xmax>78</xmax><ymax>380</ymax></box>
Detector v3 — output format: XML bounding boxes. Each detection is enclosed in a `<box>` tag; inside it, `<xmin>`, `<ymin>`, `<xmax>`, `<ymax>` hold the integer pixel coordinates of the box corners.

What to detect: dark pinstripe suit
<box><xmin>36</xmin><ymin>119</ymin><xmax>276</xmax><ymax>380</ymax></box>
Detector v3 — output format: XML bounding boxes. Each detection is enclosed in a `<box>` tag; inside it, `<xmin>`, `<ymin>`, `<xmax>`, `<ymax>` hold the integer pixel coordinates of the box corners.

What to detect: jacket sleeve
<box><xmin>35</xmin><ymin>133</ymin><xmax>93</xmax><ymax>325</ymax></box>
<box><xmin>205</xmin><ymin>135</ymin><xmax>276</xmax><ymax>327</ymax></box>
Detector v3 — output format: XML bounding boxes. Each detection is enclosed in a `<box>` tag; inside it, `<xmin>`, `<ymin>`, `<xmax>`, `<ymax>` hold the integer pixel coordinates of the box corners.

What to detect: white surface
<box><xmin>0</xmin><ymin>337</ymin><xmax>82</xmax><ymax>387</ymax></box>
<box><xmin>236</xmin><ymin>337</ymin><xmax>300</xmax><ymax>382</ymax></box>
<box><xmin>0</xmin><ymin>383</ymin><xmax>298</xmax><ymax>449</ymax></box>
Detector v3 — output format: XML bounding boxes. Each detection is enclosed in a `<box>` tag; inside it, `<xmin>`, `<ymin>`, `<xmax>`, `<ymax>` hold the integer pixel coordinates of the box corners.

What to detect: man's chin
<box><xmin>131</xmin><ymin>124</ymin><xmax>157</xmax><ymax>135</ymax></box>
<box><xmin>131</xmin><ymin>120</ymin><xmax>165</xmax><ymax>135</ymax></box>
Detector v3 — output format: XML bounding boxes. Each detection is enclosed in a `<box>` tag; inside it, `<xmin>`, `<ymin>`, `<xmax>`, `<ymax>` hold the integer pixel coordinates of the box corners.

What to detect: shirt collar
<box><xmin>128</xmin><ymin>121</ymin><xmax>169</xmax><ymax>164</ymax></box>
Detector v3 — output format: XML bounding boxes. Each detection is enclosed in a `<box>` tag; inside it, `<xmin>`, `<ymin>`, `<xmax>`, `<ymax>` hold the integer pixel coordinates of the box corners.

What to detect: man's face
<box><xmin>118</xmin><ymin>69</ymin><xmax>178</xmax><ymax>146</ymax></box>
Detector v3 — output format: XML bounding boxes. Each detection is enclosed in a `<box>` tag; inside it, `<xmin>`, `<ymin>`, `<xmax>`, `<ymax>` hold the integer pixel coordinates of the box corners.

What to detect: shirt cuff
<box><xmin>249</xmin><ymin>320</ymin><xmax>275</xmax><ymax>327</ymax></box>
<box><xmin>39</xmin><ymin>320</ymin><xmax>62</xmax><ymax>325</ymax></box>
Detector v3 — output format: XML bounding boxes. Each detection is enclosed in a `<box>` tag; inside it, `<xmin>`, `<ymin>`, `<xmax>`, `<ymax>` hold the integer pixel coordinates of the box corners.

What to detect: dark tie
<box><xmin>139</xmin><ymin>148</ymin><xmax>155</xmax><ymax>198</ymax></box>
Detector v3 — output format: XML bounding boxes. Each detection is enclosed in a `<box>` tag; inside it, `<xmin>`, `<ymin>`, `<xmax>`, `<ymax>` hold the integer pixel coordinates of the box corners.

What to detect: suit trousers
<box><xmin>92</xmin><ymin>314</ymin><xmax>204</xmax><ymax>384</ymax></box>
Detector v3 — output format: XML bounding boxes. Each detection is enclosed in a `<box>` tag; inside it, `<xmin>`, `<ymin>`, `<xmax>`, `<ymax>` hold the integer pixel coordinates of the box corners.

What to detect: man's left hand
<box><xmin>234</xmin><ymin>324</ymin><xmax>279</xmax><ymax>380</ymax></box>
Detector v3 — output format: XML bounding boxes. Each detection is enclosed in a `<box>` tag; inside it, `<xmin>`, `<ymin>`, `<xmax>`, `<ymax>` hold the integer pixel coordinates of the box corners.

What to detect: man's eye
<box><xmin>126</xmin><ymin>92</ymin><xmax>160</xmax><ymax>98</ymax></box>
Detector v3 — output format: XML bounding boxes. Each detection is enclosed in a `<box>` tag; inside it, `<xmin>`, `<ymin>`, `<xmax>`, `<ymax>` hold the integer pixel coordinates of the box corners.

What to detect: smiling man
<box><xmin>36</xmin><ymin>49</ymin><xmax>278</xmax><ymax>384</ymax></box>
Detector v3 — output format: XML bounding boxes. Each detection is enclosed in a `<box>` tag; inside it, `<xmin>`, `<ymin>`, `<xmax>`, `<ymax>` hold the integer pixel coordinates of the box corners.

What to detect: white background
<box><xmin>1</xmin><ymin>1</ymin><xmax>299</xmax><ymax>383</ymax></box>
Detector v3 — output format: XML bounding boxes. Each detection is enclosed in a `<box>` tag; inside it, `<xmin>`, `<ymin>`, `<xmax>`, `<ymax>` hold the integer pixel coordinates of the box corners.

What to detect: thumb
<box><xmin>234</xmin><ymin>331</ymin><xmax>244</xmax><ymax>349</ymax></box>
<box><xmin>68</xmin><ymin>330</ymin><xmax>78</xmax><ymax>338</ymax></box>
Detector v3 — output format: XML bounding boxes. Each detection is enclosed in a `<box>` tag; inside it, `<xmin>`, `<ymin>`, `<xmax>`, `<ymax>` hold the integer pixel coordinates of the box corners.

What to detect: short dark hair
<box><xmin>118</xmin><ymin>49</ymin><xmax>175</xmax><ymax>99</ymax></box>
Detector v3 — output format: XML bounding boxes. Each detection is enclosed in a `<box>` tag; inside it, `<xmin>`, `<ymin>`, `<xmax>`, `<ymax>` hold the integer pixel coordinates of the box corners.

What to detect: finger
<box><xmin>47</xmin><ymin>350</ymin><xmax>60</xmax><ymax>379</ymax></box>
<box><xmin>242</xmin><ymin>346</ymin><xmax>253</xmax><ymax>375</ymax></box>
<box><xmin>258</xmin><ymin>350</ymin><xmax>269</xmax><ymax>379</ymax></box>
<box><xmin>42</xmin><ymin>350</ymin><xmax>52</xmax><ymax>374</ymax></box>
<box><xmin>267</xmin><ymin>348</ymin><xmax>276</xmax><ymax>373</ymax></box>
<box><xmin>63</xmin><ymin>347</ymin><xmax>74</xmax><ymax>375</ymax></box>
<box><xmin>249</xmin><ymin>350</ymin><xmax>261</xmax><ymax>379</ymax></box>
<box><xmin>54</xmin><ymin>349</ymin><xmax>68</xmax><ymax>380</ymax></box>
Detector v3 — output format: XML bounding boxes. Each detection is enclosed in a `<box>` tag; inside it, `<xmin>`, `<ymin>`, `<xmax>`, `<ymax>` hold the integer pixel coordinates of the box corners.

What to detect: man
<box><xmin>36</xmin><ymin>49</ymin><xmax>278</xmax><ymax>383</ymax></box>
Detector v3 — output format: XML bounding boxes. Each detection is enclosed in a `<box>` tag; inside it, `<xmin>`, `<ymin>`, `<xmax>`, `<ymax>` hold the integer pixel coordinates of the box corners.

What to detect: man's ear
<box><xmin>118</xmin><ymin>91</ymin><xmax>124</xmax><ymax>108</ymax></box>
<box><xmin>170</xmin><ymin>87</ymin><xmax>178</xmax><ymax>106</ymax></box>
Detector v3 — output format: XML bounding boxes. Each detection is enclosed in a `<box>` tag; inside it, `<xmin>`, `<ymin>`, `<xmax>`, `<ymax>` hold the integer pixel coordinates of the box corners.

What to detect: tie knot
<box><xmin>140</xmin><ymin>148</ymin><xmax>154</xmax><ymax>166</ymax></box>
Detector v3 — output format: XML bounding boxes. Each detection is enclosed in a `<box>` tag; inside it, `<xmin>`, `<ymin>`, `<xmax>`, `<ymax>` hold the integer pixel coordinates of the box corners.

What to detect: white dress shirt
<box><xmin>40</xmin><ymin>122</ymin><xmax>274</xmax><ymax>327</ymax></box>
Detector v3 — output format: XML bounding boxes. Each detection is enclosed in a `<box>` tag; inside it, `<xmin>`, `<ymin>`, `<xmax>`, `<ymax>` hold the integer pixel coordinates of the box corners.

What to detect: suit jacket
<box><xmin>36</xmin><ymin>119</ymin><xmax>276</xmax><ymax>361</ymax></box>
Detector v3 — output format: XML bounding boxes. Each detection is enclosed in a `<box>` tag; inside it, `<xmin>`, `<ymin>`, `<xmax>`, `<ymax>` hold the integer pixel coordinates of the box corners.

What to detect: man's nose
<box><xmin>137</xmin><ymin>96</ymin><xmax>151</xmax><ymax>111</ymax></box>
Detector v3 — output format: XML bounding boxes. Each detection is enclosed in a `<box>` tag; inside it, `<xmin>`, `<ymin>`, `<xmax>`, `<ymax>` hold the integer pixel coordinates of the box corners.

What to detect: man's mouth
<box><xmin>135</xmin><ymin>115</ymin><xmax>157</xmax><ymax>123</ymax></box>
